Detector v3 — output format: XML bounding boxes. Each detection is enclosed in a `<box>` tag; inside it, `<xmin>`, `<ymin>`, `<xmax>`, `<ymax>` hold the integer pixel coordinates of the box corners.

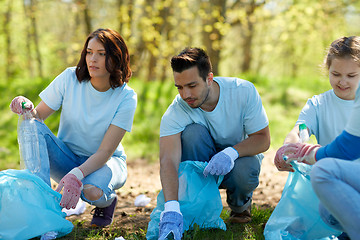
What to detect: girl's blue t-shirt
<box><xmin>160</xmin><ymin>77</ymin><xmax>269</xmax><ymax>151</ymax></box>
<box><xmin>317</xmin><ymin>84</ymin><xmax>360</xmax><ymax>160</ymax></box>
<box><xmin>39</xmin><ymin>67</ymin><xmax>137</xmax><ymax>158</ymax></box>
<box><xmin>296</xmin><ymin>89</ymin><xmax>354</xmax><ymax>146</ymax></box>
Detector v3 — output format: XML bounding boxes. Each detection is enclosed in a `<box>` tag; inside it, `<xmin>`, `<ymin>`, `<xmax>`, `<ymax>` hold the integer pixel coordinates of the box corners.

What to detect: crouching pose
<box><xmin>10</xmin><ymin>28</ymin><xmax>137</xmax><ymax>227</ymax></box>
<box><xmin>158</xmin><ymin>47</ymin><xmax>270</xmax><ymax>239</ymax></box>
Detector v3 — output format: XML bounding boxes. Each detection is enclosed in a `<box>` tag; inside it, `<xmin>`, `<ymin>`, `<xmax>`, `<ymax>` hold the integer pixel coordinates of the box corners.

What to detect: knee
<box><xmin>83</xmin><ymin>184</ymin><xmax>103</xmax><ymax>201</ymax></box>
<box><xmin>311</xmin><ymin>159</ymin><xmax>337</xmax><ymax>187</ymax></box>
<box><xmin>232</xmin><ymin>167</ymin><xmax>260</xmax><ymax>193</ymax></box>
<box><xmin>181</xmin><ymin>123</ymin><xmax>209</xmax><ymax>143</ymax></box>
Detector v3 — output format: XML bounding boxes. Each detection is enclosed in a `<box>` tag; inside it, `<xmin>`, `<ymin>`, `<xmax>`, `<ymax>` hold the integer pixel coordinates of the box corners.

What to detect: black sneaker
<box><xmin>90</xmin><ymin>196</ymin><xmax>118</xmax><ymax>227</ymax></box>
<box><xmin>337</xmin><ymin>232</ymin><xmax>350</xmax><ymax>240</ymax></box>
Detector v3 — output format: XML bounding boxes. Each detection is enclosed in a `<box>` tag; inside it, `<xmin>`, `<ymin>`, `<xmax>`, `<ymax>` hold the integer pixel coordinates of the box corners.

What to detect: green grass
<box><xmin>55</xmin><ymin>205</ymin><xmax>273</xmax><ymax>239</ymax></box>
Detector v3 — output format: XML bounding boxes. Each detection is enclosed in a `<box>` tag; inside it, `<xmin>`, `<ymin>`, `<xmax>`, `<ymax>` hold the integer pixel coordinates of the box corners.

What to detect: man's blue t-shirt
<box><xmin>160</xmin><ymin>77</ymin><xmax>269</xmax><ymax>151</ymax></box>
<box><xmin>39</xmin><ymin>67</ymin><xmax>137</xmax><ymax>158</ymax></box>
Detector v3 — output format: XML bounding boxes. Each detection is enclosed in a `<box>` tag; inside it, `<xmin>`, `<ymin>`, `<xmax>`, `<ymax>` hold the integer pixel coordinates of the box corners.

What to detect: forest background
<box><xmin>1</xmin><ymin>0</ymin><xmax>360</xmax><ymax>169</ymax></box>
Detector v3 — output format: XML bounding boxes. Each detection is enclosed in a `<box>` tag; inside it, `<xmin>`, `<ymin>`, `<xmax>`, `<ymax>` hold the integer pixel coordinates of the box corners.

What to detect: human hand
<box><xmin>159</xmin><ymin>211</ymin><xmax>184</xmax><ymax>240</ymax></box>
<box><xmin>284</xmin><ymin>142</ymin><xmax>321</xmax><ymax>165</ymax></box>
<box><xmin>203</xmin><ymin>147</ymin><xmax>239</xmax><ymax>176</ymax></box>
<box><xmin>10</xmin><ymin>96</ymin><xmax>34</xmax><ymax>115</ymax></box>
<box><xmin>55</xmin><ymin>168</ymin><xmax>84</xmax><ymax>209</ymax></box>
<box><xmin>274</xmin><ymin>144</ymin><xmax>297</xmax><ymax>172</ymax></box>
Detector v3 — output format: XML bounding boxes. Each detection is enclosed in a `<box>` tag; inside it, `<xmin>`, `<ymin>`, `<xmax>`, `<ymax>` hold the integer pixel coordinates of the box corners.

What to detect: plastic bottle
<box><xmin>299</xmin><ymin>123</ymin><xmax>310</xmax><ymax>143</ymax></box>
<box><xmin>17</xmin><ymin>106</ymin><xmax>41</xmax><ymax>174</ymax></box>
<box><xmin>291</xmin><ymin>123</ymin><xmax>312</xmax><ymax>178</ymax></box>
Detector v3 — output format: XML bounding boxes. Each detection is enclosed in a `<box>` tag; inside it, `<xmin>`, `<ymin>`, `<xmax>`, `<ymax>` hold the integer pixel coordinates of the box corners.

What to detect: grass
<box><xmin>0</xmin><ymin>74</ymin><xmax>330</xmax><ymax>239</ymax></box>
<box><xmin>55</xmin><ymin>204</ymin><xmax>273</xmax><ymax>240</ymax></box>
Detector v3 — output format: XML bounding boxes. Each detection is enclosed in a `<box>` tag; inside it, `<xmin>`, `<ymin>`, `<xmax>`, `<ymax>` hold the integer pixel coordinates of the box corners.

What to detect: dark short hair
<box><xmin>170</xmin><ymin>48</ymin><xmax>212</xmax><ymax>81</ymax></box>
<box><xmin>325</xmin><ymin>36</ymin><xmax>360</xmax><ymax>69</ymax></box>
<box><xmin>76</xmin><ymin>28</ymin><xmax>132</xmax><ymax>88</ymax></box>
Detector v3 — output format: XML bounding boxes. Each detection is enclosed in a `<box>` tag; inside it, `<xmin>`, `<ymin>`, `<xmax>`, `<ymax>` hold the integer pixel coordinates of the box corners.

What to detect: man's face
<box><xmin>174</xmin><ymin>66</ymin><xmax>211</xmax><ymax>109</ymax></box>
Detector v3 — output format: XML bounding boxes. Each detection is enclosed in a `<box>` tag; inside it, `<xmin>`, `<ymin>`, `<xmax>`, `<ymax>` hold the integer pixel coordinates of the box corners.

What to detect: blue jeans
<box><xmin>311</xmin><ymin>158</ymin><xmax>360</xmax><ymax>239</ymax></box>
<box><xmin>33</xmin><ymin>120</ymin><xmax>127</xmax><ymax>208</ymax></box>
<box><xmin>181</xmin><ymin>123</ymin><xmax>262</xmax><ymax>213</ymax></box>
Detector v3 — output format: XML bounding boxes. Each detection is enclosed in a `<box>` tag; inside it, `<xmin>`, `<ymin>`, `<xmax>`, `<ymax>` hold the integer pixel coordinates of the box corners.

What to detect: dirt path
<box><xmin>66</xmin><ymin>150</ymin><xmax>288</xmax><ymax>232</ymax></box>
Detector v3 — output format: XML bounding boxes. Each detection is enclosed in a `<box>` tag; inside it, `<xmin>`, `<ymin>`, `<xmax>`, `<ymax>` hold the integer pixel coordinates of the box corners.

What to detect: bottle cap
<box><xmin>299</xmin><ymin>123</ymin><xmax>307</xmax><ymax>131</ymax></box>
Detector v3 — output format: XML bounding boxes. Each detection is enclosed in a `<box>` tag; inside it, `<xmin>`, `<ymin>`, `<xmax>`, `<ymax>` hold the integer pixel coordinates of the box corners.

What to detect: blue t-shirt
<box><xmin>160</xmin><ymin>77</ymin><xmax>269</xmax><ymax>151</ymax></box>
<box><xmin>39</xmin><ymin>67</ymin><xmax>137</xmax><ymax>158</ymax></box>
<box><xmin>317</xmin><ymin>84</ymin><xmax>360</xmax><ymax>160</ymax></box>
<box><xmin>296</xmin><ymin>90</ymin><xmax>353</xmax><ymax>146</ymax></box>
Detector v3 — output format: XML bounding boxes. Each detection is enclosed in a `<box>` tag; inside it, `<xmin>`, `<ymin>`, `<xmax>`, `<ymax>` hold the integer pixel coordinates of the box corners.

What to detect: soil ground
<box><xmin>64</xmin><ymin>150</ymin><xmax>288</xmax><ymax>233</ymax></box>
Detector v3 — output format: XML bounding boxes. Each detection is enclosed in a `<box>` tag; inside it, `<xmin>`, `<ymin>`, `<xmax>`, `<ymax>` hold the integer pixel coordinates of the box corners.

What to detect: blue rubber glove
<box><xmin>203</xmin><ymin>147</ymin><xmax>239</xmax><ymax>176</ymax></box>
<box><xmin>159</xmin><ymin>211</ymin><xmax>183</xmax><ymax>240</ymax></box>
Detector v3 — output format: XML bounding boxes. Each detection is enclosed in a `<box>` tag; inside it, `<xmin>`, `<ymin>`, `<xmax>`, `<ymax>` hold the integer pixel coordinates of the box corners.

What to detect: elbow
<box><xmin>264</xmin><ymin>141</ymin><xmax>270</xmax><ymax>152</ymax></box>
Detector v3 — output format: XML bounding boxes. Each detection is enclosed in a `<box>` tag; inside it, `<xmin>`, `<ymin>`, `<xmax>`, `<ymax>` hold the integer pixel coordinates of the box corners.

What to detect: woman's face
<box><xmin>86</xmin><ymin>38</ymin><xmax>111</xmax><ymax>83</ymax></box>
<box><xmin>329</xmin><ymin>57</ymin><xmax>360</xmax><ymax>100</ymax></box>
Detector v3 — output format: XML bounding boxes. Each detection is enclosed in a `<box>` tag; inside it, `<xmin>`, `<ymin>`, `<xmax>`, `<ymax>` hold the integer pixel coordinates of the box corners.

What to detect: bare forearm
<box><xmin>159</xmin><ymin>134</ymin><xmax>182</xmax><ymax>202</ymax></box>
<box><xmin>79</xmin><ymin>149</ymin><xmax>113</xmax><ymax>177</ymax></box>
<box><xmin>233</xmin><ymin>127</ymin><xmax>270</xmax><ymax>157</ymax></box>
<box><xmin>160</xmin><ymin>162</ymin><xmax>179</xmax><ymax>202</ymax></box>
<box><xmin>283</xmin><ymin>127</ymin><xmax>300</xmax><ymax>144</ymax></box>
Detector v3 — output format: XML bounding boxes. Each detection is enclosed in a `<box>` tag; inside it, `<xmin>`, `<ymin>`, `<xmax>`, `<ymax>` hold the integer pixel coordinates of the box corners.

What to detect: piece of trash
<box><xmin>115</xmin><ymin>237</ymin><xmax>126</xmax><ymax>240</ymax></box>
<box><xmin>62</xmin><ymin>198</ymin><xmax>86</xmax><ymax>216</ymax></box>
<box><xmin>40</xmin><ymin>231</ymin><xmax>58</xmax><ymax>240</ymax></box>
<box><xmin>134</xmin><ymin>194</ymin><xmax>151</xmax><ymax>207</ymax></box>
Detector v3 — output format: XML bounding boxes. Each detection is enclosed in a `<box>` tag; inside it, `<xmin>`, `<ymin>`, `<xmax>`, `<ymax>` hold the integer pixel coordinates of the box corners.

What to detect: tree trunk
<box><xmin>201</xmin><ymin>0</ymin><xmax>227</xmax><ymax>75</ymax></box>
<box><xmin>4</xmin><ymin>0</ymin><xmax>13</xmax><ymax>82</ymax></box>
<box><xmin>22</xmin><ymin>0</ymin><xmax>34</xmax><ymax>78</ymax></box>
<box><xmin>76</xmin><ymin>0</ymin><xmax>92</xmax><ymax>35</ymax></box>
<box><xmin>30</xmin><ymin>0</ymin><xmax>43</xmax><ymax>78</ymax></box>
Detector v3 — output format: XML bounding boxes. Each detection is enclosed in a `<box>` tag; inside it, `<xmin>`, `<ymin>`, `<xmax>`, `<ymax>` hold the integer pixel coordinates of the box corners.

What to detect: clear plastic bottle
<box><xmin>291</xmin><ymin>123</ymin><xmax>312</xmax><ymax>178</ymax></box>
<box><xmin>299</xmin><ymin>123</ymin><xmax>310</xmax><ymax>143</ymax></box>
<box><xmin>17</xmin><ymin>109</ymin><xmax>41</xmax><ymax>173</ymax></box>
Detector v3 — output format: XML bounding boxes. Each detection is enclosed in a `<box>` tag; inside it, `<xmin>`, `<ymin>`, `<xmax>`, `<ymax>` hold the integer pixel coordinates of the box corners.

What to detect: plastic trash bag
<box><xmin>146</xmin><ymin>161</ymin><xmax>226</xmax><ymax>240</ymax></box>
<box><xmin>0</xmin><ymin>169</ymin><xmax>73</xmax><ymax>240</ymax></box>
<box><xmin>264</xmin><ymin>164</ymin><xmax>341</xmax><ymax>240</ymax></box>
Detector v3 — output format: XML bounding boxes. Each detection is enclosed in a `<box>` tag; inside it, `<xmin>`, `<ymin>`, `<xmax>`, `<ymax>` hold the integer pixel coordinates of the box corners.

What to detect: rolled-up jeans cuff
<box><xmin>228</xmin><ymin>198</ymin><xmax>252</xmax><ymax>213</ymax></box>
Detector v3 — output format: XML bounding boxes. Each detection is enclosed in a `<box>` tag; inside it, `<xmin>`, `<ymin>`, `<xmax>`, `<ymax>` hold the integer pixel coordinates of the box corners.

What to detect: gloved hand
<box><xmin>274</xmin><ymin>144</ymin><xmax>297</xmax><ymax>172</ymax></box>
<box><xmin>10</xmin><ymin>96</ymin><xmax>34</xmax><ymax>115</ymax></box>
<box><xmin>203</xmin><ymin>147</ymin><xmax>239</xmax><ymax>176</ymax></box>
<box><xmin>159</xmin><ymin>211</ymin><xmax>184</xmax><ymax>240</ymax></box>
<box><xmin>285</xmin><ymin>142</ymin><xmax>321</xmax><ymax>165</ymax></box>
<box><xmin>55</xmin><ymin>167</ymin><xmax>84</xmax><ymax>209</ymax></box>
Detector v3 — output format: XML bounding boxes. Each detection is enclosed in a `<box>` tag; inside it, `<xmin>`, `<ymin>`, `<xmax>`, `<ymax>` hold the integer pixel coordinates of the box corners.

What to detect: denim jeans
<box><xmin>311</xmin><ymin>158</ymin><xmax>360</xmax><ymax>239</ymax></box>
<box><xmin>181</xmin><ymin>123</ymin><xmax>262</xmax><ymax>213</ymax></box>
<box><xmin>33</xmin><ymin>120</ymin><xmax>127</xmax><ymax>208</ymax></box>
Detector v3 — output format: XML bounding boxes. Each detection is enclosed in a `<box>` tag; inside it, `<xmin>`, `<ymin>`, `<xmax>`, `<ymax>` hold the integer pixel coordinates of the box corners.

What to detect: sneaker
<box><xmin>228</xmin><ymin>207</ymin><xmax>252</xmax><ymax>223</ymax></box>
<box><xmin>337</xmin><ymin>232</ymin><xmax>350</xmax><ymax>240</ymax></box>
<box><xmin>90</xmin><ymin>196</ymin><xmax>118</xmax><ymax>227</ymax></box>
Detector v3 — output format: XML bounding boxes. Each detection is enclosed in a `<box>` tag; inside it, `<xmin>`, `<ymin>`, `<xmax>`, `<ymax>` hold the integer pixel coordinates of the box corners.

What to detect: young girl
<box><xmin>275</xmin><ymin>36</ymin><xmax>360</xmax><ymax>239</ymax></box>
<box><xmin>10</xmin><ymin>28</ymin><xmax>137</xmax><ymax>227</ymax></box>
<box><xmin>275</xmin><ymin>36</ymin><xmax>360</xmax><ymax>171</ymax></box>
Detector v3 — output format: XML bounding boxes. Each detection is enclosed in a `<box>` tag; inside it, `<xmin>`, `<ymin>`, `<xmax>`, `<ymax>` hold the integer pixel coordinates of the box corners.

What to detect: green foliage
<box><xmin>1</xmin><ymin>0</ymin><xmax>359</xmax><ymax>83</ymax></box>
<box><xmin>123</xmin><ymin>78</ymin><xmax>178</xmax><ymax>162</ymax></box>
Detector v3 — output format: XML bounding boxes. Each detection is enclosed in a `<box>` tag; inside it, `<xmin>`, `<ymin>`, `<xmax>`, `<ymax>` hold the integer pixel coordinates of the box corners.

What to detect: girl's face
<box><xmin>329</xmin><ymin>57</ymin><xmax>360</xmax><ymax>100</ymax></box>
<box><xmin>86</xmin><ymin>38</ymin><xmax>111</xmax><ymax>89</ymax></box>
